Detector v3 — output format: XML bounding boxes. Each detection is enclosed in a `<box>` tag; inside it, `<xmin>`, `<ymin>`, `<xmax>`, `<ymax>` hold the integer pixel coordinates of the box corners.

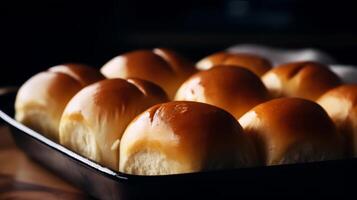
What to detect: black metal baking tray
<box><xmin>0</xmin><ymin>89</ymin><xmax>355</xmax><ymax>199</ymax></box>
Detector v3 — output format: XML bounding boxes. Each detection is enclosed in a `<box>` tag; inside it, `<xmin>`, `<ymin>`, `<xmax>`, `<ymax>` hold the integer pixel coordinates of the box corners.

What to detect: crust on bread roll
<box><xmin>262</xmin><ymin>61</ymin><xmax>341</xmax><ymax>101</ymax></box>
<box><xmin>49</xmin><ymin>63</ymin><xmax>105</xmax><ymax>86</ymax></box>
<box><xmin>153</xmin><ymin>48</ymin><xmax>196</xmax><ymax>77</ymax></box>
<box><xmin>175</xmin><ymin>65</ymin><xmax>270</xmax><ymax>119</ymax></box>
<box><xmin>100</xmin><ymin>48</ymin><xmax>196</xmax><ymax>98</ymax></box>
<box><xmin>196</xmin><ymin>52</ymin><xmax>272</xmax><ymax>76</ymax></box>
<box><xmin>119</xmin><ymin>101</ymin><xmax>259</xmax><ymax>175</ymax></box>
<box><xmin>317</xmin><ymin>85</ymin><xmax>357</xmax><ymax>156</ymax></box>
<box><xmin>15</xmin><ymin>64</ymin><xmax>104</xmax><ymax>141</ymax></box>
<box><xmin>239</xmin><ymin>98</ymin><xmax>344</xmax><ymax>165</ymax></box>
<box><xmin>59</xmin><ymin>78</ymin><xmax>168</xmax><ymax>170</ymax></box>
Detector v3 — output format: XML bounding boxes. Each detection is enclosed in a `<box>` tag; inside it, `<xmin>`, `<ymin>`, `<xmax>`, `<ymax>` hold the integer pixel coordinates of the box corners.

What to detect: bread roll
<box><xmin>196</xmin><ymin>52</ymin><xmax>272</xmax><ymax>76</ymax></box>
<box><xmin>100</xmin><ymin>48</ymin><xmax>196</xmax><ymax>98</ymax></box>
<box><xmin>59</xmin><ymin>78</ymin><xmax>168</xmax><ymax>170</ymax></box>
<box><xmin>49</xmin><ymin>63</ymin><xmax>105</xmax><ymax>86</ymax></box>
<box><xmin>317</xmin><ymin>85</ymin><xmax>357</xmax><ymax>156</ymax></box>
<box><xmin>15</xmin><ymin>64</ymin><xmax>104</xmax><ymax>141</ymax></box>
<box><xmin>175</xmin><ymin>65</ymin><xmax>270</xmax><ymax>119</ymax></box>
<box><xmin>262</xmin><ymin>61</ymin><xmax>341</xmax><ymax>101</ymax></box>
<box><xmin>119</xmin><ymin>101</ymin><xmax>259</xmax><ymax>175</ymax></box>
<box><xmin>153</xmin><ymin>48</ymin><xmax>195</xmax><ymax>78</ymax></box>
<box><xmin>239</xmin><ymin>98</ymin><xmax>344</xmax><ymax>165</ymax></box>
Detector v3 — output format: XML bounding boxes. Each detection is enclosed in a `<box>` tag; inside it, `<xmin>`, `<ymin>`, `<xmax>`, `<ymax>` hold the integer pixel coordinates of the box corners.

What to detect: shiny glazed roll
<box><xmin>100</xmin><ymin>48</ymin><xmax>196</xmax><ymax>98</ymax></box>
<box><xmin>119</xmin><ymin>101</ymin><xmax>259</xmax><ymax>175</ymax></box>
<box><xmin>59</xmin><ymin>78</ymin><xmax>168</xmax><ymax>170</ymax></box>
<box><xmin>317</xmin><ymin>85</ymin><xmax>357</xmax><ymax>156</ymax></box>
<box><xmin>15</xmin><ymin>64</ymin><xmax>104</xmax><ymax>141</ymax></box>
<box><xmin>239</xmin><ymin>98</ymin><xmax>344</xmax><ymax>165</ymax></box>
<box><xmin>262</xmin><ymin>61</ymin><xmax>341</xmax><ymax>101</ymax></box>
<box><xmin>175</xmin><ymin>65</ymin><xmax>270</xmax><ymax>119</ymax></box>
<box><xmin>196</xmin><ymin>52</ymin><xmax>272</xmax><ymax>76</ymax></box>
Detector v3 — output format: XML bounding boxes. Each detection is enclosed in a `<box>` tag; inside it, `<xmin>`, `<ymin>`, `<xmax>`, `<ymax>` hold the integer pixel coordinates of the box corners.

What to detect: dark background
<box><xmin>1</xmin><ymin>0</ymin><xmax>357</xmax><ymax>86</ymax></box>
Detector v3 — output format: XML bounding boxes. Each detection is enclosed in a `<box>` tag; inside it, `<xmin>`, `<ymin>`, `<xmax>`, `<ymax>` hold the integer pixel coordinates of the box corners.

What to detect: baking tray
<box><xmin>0</xmin><ymin>89</ymin><xmax>355</xmax><ymax>199</ymax></box>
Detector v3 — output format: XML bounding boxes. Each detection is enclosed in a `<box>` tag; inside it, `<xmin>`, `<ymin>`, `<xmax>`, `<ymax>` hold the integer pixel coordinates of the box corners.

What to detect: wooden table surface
<box><xmin>0</xmin><ymin>124</ymin><xmax>91</xmax><ymax>199</ymax></box>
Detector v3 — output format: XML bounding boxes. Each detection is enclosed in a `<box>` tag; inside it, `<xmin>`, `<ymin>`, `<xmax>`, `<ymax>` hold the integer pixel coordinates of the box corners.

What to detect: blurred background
<box><xmin>1</xmin><ymin>0</ymin><xmax>357</xmax><ymax>86</ymax></box>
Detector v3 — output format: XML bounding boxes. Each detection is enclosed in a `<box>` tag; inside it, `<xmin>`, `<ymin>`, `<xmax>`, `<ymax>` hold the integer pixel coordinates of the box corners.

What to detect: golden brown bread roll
<box><xmin>317</xmin><ymin>85</ymin><xmax>357</xmax><ymax>156</ymax></box>
<box><xmin>59</xmin><ymin>78</ymin><xmax>168</xmax><ymax>170</ymax></box>
<box><xmin>239</xmin><ymin>98</ymin><xmax>344</xmax><ymax>165</ymax></box>
<box><xmin>119</xmin><ymin>101</ymin><xmax>259</xmax><ymax>175</ymax></box>
<box><xmin>49</xmin><ymin>63</ymin><xmax>105</xmax><ymax>86</ymax></box>
<box><xmin>262</xmin><ymin>61</ymin><xmax>341</xmax><ymax>101</ymax></box>
<box><xmin>15</xmin><ymin>64</ymin><xmax>104</xmax><ymax>141</ymax></box>
<box><xmin>153</xmin><ymin>48</ymin><xmax>196</xmax><ymax>77</ymax></box>
<box><xmin>196</xmin><ymin>52</ymin><xmax>272</xmax><ymax>76</ymax></box>
<box><xmin>100</xmin><ymin>48</ymin><xmax>196</xmax><ymax>98</ymax></box>
<box><xmin>175</xmin><ymin>65</ymin><xmax>270</xmax><ymax>119</ymax></box>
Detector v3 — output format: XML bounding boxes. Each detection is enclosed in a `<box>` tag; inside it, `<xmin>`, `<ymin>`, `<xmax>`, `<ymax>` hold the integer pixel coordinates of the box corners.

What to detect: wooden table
<box><xmin>0</xmin><ymin>124</ymin><xmax>90</xmax><ymax>199</ymax></box>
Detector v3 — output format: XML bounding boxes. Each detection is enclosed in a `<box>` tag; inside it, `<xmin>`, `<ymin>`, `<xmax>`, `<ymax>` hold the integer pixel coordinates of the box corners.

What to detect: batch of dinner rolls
<box><xmin>15</xmin><ymin>47</ymin><xmax>357</xmax><ymax>175</ymax></box>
